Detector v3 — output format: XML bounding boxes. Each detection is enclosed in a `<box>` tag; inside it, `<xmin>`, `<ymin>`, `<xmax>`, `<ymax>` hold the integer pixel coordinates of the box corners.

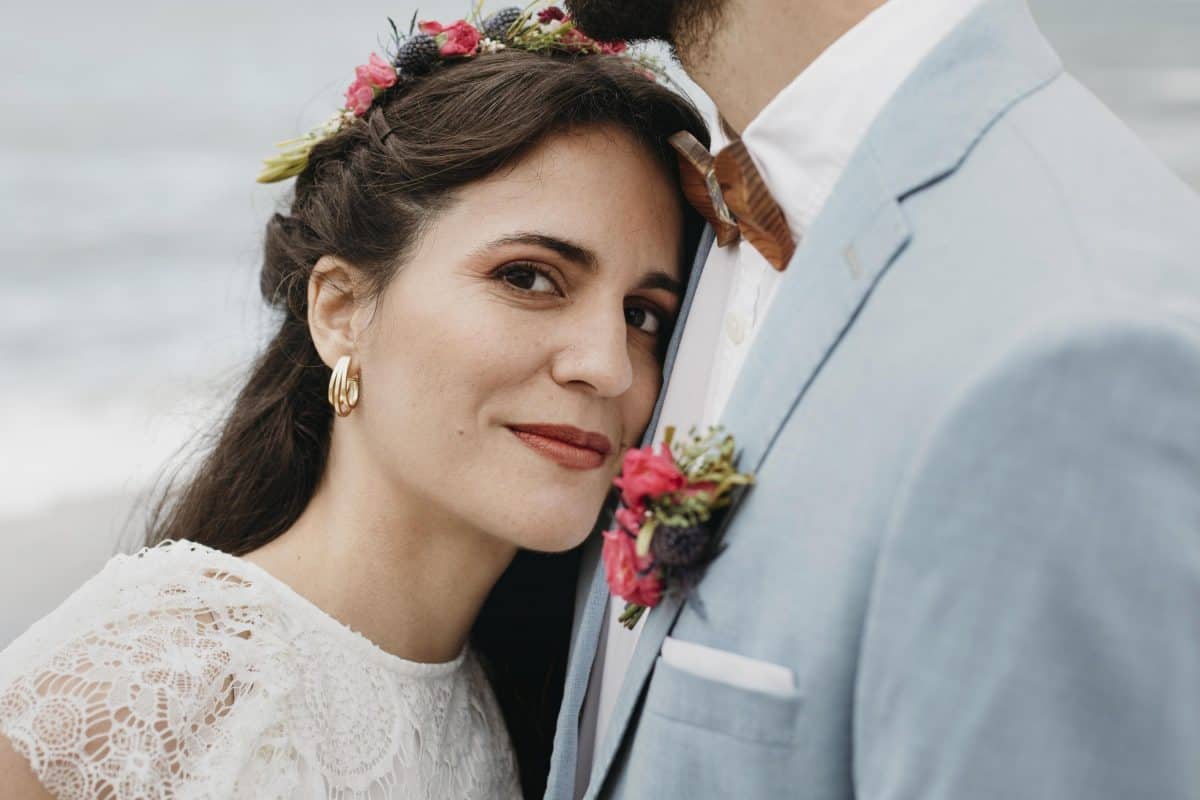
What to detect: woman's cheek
<box><xmin>625</xmin><ymin>364</ymin><xmax>663</xmax><ymax>437</ymax></box>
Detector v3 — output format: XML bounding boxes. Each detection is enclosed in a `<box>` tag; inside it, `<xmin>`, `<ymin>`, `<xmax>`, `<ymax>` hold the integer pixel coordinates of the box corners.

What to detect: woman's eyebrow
<box><xmin>479</xmin><ymin>231</ymin><xmax>682</xmax><ymax>296</ymax></box>
<box><xmin>638</xmin><ymin>271</ymin><xmax>684</xmax><ymax>297</ymax></box>
<box><xmin>482</xmin><ymin>232</ymin><xmax>598</xmax><ymax>271</ymax></box>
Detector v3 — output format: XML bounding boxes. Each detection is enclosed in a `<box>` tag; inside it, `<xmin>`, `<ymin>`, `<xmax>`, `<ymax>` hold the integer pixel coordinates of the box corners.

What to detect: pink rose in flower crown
<box><xmin>613</xmin><ymin>444</ymin><xmax>686</xmax><ymax>507</ymax></box>
<box><xmin>344</xmin><ymin>77</ymin><xmax>375</xmax><ymax>116</ymax></box>
<box><xmin>598</xmin><ymin>40</ymin><xmax>627</xmax><ymax>54</ymax></box>
<box><xmin>363</xmin><ymin>52</ymin><xmax>397</xmax><ymax>88</ymax></box>
<box><xmin>345</xmin><ymin>52</ymin><xmax>397</xmax><ymax>116</ymax></box>
<box><xmin>602</xmin><ymin>528</ymin><xmax>664</xmax><ymax>608</ymax></box>
<box><xmin>420</xmin><ymin>19</ymin><xmax>481</xmax><ymax>57</ymax></box>
<box><xmin>442</xmin><ymin>20</ymin><xmax>482</xmax><ymax>56</ymax></box>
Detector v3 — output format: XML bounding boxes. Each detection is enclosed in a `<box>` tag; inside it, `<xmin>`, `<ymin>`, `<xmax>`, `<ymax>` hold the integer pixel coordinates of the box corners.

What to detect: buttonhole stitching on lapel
<box><xmin>844</xmin><ymin>243</ymin><xmax>864</xmax><ymax>280</ymax></box>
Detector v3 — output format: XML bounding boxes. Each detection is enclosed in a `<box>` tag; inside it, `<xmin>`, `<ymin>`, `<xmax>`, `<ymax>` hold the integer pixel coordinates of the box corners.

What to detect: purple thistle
<box><xmin>651</xmin><ymin>523</ymin><xmax>710</xmax><ymax>567</ymax></box>
<box><xmin>394</xmin><ymin>34</ymin><xmax>440</xmax><ymax>74</ymax></box>
<box><xmin>482</xmin><ymin>7</ymin><xmax>523</xmax><ymax>40</ymax></box>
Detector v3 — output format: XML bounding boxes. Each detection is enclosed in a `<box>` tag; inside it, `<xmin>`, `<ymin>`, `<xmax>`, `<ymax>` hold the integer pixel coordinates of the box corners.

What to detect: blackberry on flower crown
<box><xmin>256</xmin><ymin>3</ymin><xmax>666</xmax><ymax>184</ymax></box>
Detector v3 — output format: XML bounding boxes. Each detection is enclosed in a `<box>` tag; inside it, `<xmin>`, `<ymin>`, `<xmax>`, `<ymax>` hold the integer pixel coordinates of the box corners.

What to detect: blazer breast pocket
<box><xmin>612</xmin><ymin>653</ymin><xmax>805</xmax><ymax>797</ymax></box>
<box><xmin>644</xmin><ymin>651</ymin><xmax>803</xmax><ymax>746</ymax></box>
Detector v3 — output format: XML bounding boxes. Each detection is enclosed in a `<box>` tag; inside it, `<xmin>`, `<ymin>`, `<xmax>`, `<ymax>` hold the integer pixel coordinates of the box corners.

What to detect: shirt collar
<box><xmin>739</xmin><ymin>0</ymin><xmax>983</xmax><ymax>240</ymax></box>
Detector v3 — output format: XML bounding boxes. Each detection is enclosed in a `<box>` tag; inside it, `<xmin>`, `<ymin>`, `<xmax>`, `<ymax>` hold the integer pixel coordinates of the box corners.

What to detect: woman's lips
<box><xmin>508</xmin><ymin>424</ymin><xmax>613</xmax><ymax>471</ymax></box>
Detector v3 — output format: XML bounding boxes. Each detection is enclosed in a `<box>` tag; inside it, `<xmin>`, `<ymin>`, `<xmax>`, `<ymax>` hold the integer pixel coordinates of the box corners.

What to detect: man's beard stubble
<box><xmin>566</xmin><ymin>0</ymin><xmax>727</xmax><ymax>61</ymax></box>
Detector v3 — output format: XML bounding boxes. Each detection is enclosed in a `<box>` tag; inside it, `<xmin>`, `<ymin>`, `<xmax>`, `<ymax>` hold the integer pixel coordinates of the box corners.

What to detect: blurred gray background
<box><xmin>2</xmin><ymin>0</ymin><xmax>1198</xmax><ymax>646</ymax></box>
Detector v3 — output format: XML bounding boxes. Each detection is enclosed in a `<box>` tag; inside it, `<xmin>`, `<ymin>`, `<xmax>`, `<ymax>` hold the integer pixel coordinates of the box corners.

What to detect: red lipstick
<box><xmin>508</xmin><ymin>424</ymin><xmax>613</xmax><ymax>471</ymax></box>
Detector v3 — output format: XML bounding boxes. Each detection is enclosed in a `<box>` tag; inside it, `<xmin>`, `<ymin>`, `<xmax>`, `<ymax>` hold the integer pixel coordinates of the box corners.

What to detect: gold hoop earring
<box><xmin>327</xmin><ymin>355</ymin><xmax>360</xmax><ymax>417</ymax></box>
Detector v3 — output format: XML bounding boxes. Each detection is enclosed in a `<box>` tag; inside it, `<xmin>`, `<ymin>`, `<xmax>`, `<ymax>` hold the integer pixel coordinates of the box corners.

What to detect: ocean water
<box><xmin>1</xmin><ymin>0</ymin><xmax>1197</xmax><ymax>524</ymax></box>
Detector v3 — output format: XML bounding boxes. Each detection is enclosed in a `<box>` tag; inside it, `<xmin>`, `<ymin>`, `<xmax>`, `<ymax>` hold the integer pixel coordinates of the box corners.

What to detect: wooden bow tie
<box><xmin>669</xmin><ymin>131</ymin><xmax>796</xmax><ymax>271</ymax></box>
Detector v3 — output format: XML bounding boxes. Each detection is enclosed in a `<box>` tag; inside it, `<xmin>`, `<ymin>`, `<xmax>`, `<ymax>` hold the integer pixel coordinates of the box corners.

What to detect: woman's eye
<box><xmin>625</xmin><ymin>306</ymin><xmax>663</xmax><ymax>336</ymax></box>
<box><xmin>499</xmin><ymin>264</ymin><xmax>559</xmax><ymax>295</ymax></box>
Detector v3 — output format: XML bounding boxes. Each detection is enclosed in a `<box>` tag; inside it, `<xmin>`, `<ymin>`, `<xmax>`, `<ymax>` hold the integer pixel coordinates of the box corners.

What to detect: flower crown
<box><xmin>257</xmin><ymin>4</ymin><xmax>663</xmax><ymax>183</ymax></box>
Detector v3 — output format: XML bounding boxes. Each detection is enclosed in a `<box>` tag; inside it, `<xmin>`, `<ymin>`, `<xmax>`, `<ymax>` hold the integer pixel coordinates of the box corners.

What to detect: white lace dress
<box><xmin>0</xmin><ymin>540</ymin><xmax>522</xmax><ymax>799</ymax></box>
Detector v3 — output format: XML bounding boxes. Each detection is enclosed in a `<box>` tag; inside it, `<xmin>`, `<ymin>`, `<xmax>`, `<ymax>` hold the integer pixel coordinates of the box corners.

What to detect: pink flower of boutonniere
<box><xmin>603</xmin><ymin>427</ymin><xmax>754</xmax><ymax>628</ymax></box>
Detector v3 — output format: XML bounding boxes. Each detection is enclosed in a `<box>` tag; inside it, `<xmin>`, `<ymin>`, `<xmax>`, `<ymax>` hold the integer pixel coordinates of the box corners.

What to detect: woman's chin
<box><xmin>484</xmin><ymin>472</ymin><xmax>612</xmax><ymax>552</ymax></box>
<box><xmin>503</xmin><ymin>509</ymin><xmax>602</xmax><ymax>554</ymax></box>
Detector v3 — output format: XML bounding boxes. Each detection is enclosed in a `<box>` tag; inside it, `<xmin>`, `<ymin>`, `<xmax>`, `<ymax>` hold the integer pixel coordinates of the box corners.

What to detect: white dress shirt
<box><xmin>576</xmin><ymin>0</ymin><xmax>982</xmax><ymax>791</ymax></box>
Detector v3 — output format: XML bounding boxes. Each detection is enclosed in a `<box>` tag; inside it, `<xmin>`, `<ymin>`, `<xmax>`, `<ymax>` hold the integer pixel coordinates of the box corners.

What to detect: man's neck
<box><xmin>678</xmin><ymin>0</ymin><xmax>887</xmax><ymax>133</ymax></box>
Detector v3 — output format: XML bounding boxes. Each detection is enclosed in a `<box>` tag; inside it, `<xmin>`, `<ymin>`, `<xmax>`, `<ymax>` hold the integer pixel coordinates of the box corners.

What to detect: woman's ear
<box><xmin>308</xmin><ymin>256</ymin><xmax>370</xmax><ymax>368</ymax></box>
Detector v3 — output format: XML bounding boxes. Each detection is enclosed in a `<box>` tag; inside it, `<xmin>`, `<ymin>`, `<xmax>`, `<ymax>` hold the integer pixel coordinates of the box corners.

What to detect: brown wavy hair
<box><xmin>145</xmin><ymin>49</ymin><xmax>708</xmax><ymax>797</ymax></box>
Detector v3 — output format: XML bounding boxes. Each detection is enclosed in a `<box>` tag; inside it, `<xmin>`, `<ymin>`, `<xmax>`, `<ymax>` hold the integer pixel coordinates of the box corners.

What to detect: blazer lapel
<box><xmin>545</xmin><ymin>226</ymin><xmax>716</xmax><ymax>800</ymax></box>
<box><xmin>730</xmin><ymin>0</ymin><xmax>1063</xmax><ymax>474</ymax></box>
<box><xmin>584</xmin><ymin>0</ymin><xmax>1064</xmax><ymax>795</ymax></box>
<box><xmin>726</xmin><ymin>182</ymin><xmax>911</xmax><ymax>472</ymax></box>
<box><xmin>582</xmin><ymin>170</ymin><xmax>912</xmax><ymax>800</ymax></box>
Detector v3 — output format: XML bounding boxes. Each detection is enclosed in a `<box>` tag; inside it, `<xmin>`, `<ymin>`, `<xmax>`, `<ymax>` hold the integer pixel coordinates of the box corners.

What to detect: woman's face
<box><xmin>347</xmin><ymin>127</ymin><xmax>685</xmax><ymax>552</ymax></box>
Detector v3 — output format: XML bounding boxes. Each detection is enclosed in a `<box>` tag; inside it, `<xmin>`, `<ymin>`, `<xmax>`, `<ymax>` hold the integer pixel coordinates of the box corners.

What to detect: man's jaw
<box><xmin>571</xmin><ymin>0</ymin><xmax>885</xmax><ymax>135</ymax></box>
<box><xmin>565</xmin><ymin>0</ymin><xmax>761</xmax><ymax>133</ymax></box>
<box><xmin>565</xmin><ymin>0</ymin><xmax>676</xmax><ymax>43</ymax></box>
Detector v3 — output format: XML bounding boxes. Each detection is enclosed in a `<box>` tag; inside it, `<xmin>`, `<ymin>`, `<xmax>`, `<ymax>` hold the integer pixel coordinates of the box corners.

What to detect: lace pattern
<box><xmin>0</xmin><ymin>540</ymin><xmax>521</xmax><ymax>799</ymax></box>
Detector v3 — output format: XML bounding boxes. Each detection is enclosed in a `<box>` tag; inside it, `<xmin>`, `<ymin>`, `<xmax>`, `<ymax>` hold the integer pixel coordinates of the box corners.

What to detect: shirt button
<box><xmin>725</xmin><ymin>312</ymin><xmax>748</xmax><ymax>345</ymax></box>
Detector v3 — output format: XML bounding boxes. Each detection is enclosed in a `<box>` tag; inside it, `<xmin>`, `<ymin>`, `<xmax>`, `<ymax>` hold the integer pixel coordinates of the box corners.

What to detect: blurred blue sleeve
<box><xmin>854</xmin><ymin>312</ymin><xmax>1200</xmax><ymax>799</ymax></box>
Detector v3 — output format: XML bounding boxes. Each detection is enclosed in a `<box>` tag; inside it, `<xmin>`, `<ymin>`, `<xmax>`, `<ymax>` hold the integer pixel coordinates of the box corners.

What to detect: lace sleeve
<box><xmin>0</xmin><ymin>549</ymin><xmax>265</xmax><ymax>799</ymax></box>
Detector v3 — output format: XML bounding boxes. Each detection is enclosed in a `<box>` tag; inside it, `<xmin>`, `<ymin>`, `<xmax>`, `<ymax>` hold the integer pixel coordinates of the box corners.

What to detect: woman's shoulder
<box><xmin>1</xmin><ymin>539</ymin><xmax>286</xmax><ymax>676</ymax></box>
<box><xmin>0</xmin><ymin>539</ymin><xmax>291</xmax><ymax>798</ymax></box>
<box><xmin>0</xmin><ymin>540</ymin><xmax>523</xmax><ymax>798</ymax></box>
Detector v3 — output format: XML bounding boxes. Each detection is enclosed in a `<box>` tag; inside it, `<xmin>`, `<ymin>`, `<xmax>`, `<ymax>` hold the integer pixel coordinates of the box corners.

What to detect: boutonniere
<box><xmin>603</xmin><ymin>426</ymin><xmax>754</xmax><ymax>629</ymax></box>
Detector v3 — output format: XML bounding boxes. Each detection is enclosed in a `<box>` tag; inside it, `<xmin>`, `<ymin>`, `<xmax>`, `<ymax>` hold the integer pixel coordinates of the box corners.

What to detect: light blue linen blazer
<box><xmin>547</xmin><ymin>0</ymin><xmax>1200</xmax><ymax>797</ymax></box>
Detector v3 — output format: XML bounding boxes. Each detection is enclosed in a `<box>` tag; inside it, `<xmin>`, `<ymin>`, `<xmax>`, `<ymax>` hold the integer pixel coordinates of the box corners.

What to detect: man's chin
<box><xmin>565</xmin><ymin>0</ymin><xmax>676</xmax><ymax>43</ymax></box>
<box><xmin>567</xmin><ymin>0</ymin><xmax>727</xmax><ymax>64</ymax></box>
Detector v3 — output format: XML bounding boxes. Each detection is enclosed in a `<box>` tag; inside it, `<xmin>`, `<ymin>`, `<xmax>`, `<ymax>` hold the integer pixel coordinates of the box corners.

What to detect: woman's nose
<box><xmin>549</xmin><ymin>302</ymin><xmax>634</xmax><ymax>397</ymax></box>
